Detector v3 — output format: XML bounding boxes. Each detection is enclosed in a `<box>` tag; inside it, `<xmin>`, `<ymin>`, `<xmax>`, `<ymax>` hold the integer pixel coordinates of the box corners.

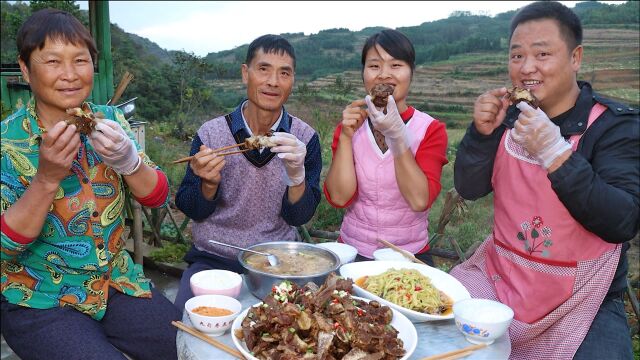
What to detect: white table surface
<box><xmin>177</xmin><ymin>278</ymin><xmax>511</xmax><ymax>360</ymax></box>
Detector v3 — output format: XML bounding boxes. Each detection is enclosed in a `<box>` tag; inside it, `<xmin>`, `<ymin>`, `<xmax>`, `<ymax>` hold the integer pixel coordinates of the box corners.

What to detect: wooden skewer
<box><xmin>171</xmin><ymin>156</ymin><xmax>196</xmax><ymax>164</ymax></box>
<box><xmin>377</xmin><ymin>238</ymin><xmax>427</xmax><ymax>265</ymax></box>
<box><xmin>171</xmin><ymin>321</ymin><xmax>245</xmax><ymax>359</ymax></box>
<box><xmin>171</xmin><ymin>148</ymin><xmax>252</xmax><ymax>164</ymax></box>
<box><xmin>211</xmin><ymin>142</ymin><xmax>247</xmax><ymax>154</ymax></box>
<box><xmin>218</xmin><ymin>148</ymin><xmax>252</xmax><ymax>156</ymax></box>
<box><xmin>421</xmin><ymin>343</ymin><xmax>487</xmax><ymax>360</ymax></box>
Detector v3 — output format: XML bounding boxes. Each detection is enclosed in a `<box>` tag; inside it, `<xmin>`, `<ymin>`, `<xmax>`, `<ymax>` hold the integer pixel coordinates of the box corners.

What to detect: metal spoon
<box><xmin>208</xmin><ymin>240</ymin><xmax>279</xmax><ymax>266</ymax></box>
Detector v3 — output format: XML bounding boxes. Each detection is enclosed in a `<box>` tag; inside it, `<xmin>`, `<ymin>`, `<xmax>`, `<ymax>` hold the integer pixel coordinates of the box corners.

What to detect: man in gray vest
<box><xmin>174</xmin><ymin>34</ymin><xmax>322</xmax><ymax>310</ymax></box>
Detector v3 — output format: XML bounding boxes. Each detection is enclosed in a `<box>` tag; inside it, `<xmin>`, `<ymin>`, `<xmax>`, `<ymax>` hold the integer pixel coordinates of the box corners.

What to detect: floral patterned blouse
<box><xmin>1</xmin><ymin>101</ymin><xmax>165</xmax><ymax>320</ymax></box>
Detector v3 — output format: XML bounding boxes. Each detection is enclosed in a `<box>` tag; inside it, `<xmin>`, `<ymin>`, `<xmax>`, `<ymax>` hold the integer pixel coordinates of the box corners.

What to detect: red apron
<box><xmin>450</xmin><ymin>103</ymin><xmax>621</xmax><ymax>359</ymax></box>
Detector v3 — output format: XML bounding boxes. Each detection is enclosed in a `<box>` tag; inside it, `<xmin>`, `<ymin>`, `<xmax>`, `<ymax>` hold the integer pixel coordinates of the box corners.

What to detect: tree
<box><xmin>1</xmin><ymin>1</ymin><xmax>30</xmax><ymax>63</ymax></box>
<box><xmin>163</xmin><ymin>51</ymin><xmax>216</xmax><ymax>139</ymax></box>
<box><xmin>29</xmin><ymin>0</ymin><xmax>81</xmax><ymax>18</ymax></box>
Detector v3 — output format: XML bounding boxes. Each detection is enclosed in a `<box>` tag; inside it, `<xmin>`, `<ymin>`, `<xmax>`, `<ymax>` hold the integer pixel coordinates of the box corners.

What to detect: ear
<box><xmin>571</xmin><ymin>45</ymin><xmax>583</xmax><ymax>72</ymax></box>
<box><xmin>241</xmin><ymin>63</ymin><xmax>248</xmax><ymax>85</ymax></box>
<box><xmin>18</xmin><ymin>57</ymin><xmax>30</xmax><ymax>84</ymax></box>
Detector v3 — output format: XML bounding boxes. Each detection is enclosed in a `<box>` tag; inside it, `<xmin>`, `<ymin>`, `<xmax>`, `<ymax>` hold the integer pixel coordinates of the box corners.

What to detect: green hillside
<box><xmin>2</xmin><ymin>0</ymin><xmax>638</xmax><ymax>124</ymax></box>
<box><xmin>203</xmin><ymin>2</ymin><xmax>638</xmax><ymax>80</ymax></box>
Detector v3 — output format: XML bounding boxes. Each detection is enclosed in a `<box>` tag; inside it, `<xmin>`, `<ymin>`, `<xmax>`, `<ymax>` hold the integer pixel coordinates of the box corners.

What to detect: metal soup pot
<box><xmin>238</xmin><ymin>241</ymin><xmax>340</xmax><ymax>299</ymax></box>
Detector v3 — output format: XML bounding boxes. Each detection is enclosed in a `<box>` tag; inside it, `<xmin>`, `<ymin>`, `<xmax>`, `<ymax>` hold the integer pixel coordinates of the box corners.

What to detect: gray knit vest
<box><xmin>191</xmin><ymin>114</ymin><xmax>316</xmax><ymax>259</ymax></box>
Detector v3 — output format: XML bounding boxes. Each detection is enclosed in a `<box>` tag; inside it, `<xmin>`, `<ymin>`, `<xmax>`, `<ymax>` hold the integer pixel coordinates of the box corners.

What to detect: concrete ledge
<box><xmin>124</xmin><ymin>239</ymin><xmax>187</xmax><ymax>278</ymax></box>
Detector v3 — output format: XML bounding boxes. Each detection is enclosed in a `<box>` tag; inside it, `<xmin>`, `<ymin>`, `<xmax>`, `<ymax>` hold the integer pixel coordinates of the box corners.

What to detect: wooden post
<box><xmin>140</xmin><ymin>205</ymin><xmax>164</xmax><ymax>247</ymax></box>
<box><xmin>131</xmin><ymin>198</ymin><xmax>144</xmax><ymax>265</ymax></box>
<box><xmin>164</xmin><ymin>204</ymin><xmax>187</xmax><ymax>243</ymax></box>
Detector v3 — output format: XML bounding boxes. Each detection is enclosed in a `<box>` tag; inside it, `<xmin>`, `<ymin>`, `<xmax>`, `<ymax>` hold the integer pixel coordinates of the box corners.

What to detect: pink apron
<box><xmin>450</xmin><ymin>103</ymin><xmax>621</xmax><ymax>359</ymax></box>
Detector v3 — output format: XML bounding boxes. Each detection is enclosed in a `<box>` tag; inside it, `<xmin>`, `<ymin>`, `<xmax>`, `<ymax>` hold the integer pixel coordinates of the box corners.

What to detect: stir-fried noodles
<box><xmin>362</xmin><ymin>268</ymin><xmax>452</xmax><ymax>315</ymax></box>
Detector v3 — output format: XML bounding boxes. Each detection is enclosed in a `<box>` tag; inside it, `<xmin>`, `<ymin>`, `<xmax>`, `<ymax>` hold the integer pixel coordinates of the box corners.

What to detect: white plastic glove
<box><xmin>512</xmin><ymin>102</ymin><xmax>572</xmax><ymax>169</ymax></box>
<box><xmin>89</xmin><ymin>119</ymin><xmax>141</xmax><ymax>175</ymax></box>
<box><xmin>365</xmin><ymin>95</ymin><xmax>410</xmax><ymax>155</ymax></box>
<box><xmin>270</xmin><ymin>132</ymin><xmax>306</xmax><ymax>186</ymax></box>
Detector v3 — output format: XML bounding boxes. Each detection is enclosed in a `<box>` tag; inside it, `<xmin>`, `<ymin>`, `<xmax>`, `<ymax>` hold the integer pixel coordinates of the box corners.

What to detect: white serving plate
<box><xmin>339</xmin><ymin>261</ymin><xmax>471</xmax><ymax>322</ymax></box>
<box><xmin>232</xmin><ymin>296</ymin><xmax>417</xmax><ymax>360</ymax></box>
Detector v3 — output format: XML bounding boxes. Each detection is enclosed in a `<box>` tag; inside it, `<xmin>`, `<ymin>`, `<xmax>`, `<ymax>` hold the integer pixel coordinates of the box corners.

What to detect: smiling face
<box><xmin>508</xmin><ymin>18</ymin><xmax>583</xmax><ymax>117</ymax></box>
<box><xmin>362</xmin><ymin>44</ymin><xmax>412</xmax><ymax>113</ymax></box>
<box><xmin>241</xmin><ymin>49</ymin><xmax>295</xmax><ymax>113</ymax></box>
<box><xmin>19</xmin><ymin>37</ymin><xmax>94</xmax><ymax>126</ymax></box>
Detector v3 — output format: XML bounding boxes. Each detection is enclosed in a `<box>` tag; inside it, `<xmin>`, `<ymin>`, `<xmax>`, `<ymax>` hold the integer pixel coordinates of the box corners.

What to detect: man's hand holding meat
<box><xmin>270</xmin><ymin>132</ymin><xmax>306</xmax><ymax>186</ymax></box>
<box><xmin>512</xmin><ymin>101</ymin><xmax>572</xmax><ymax>170</ymax></box>
<box><xmin>189</xmin><ymin>145</ymin><xmax>226</xmax><ymax>199</ymax></box>
<box><xmin>472</xmin><ymin>87</ymin><xmax>510</xmax><ymax>136</ymax></box>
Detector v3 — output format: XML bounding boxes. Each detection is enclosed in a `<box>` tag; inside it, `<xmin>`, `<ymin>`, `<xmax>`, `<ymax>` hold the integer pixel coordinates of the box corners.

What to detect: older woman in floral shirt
<box><xmin>0</xmin><ymin>9</ymin><xmax>180</xmax><ymax>360</ymax></box>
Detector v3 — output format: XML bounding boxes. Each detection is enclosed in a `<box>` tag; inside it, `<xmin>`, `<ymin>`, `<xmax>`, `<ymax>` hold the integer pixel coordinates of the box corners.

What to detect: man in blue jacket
<box><xmin>451</xmin><ymin>2</ymin><xmax>638</xmax><ymax>359</ymax></box>
<box><xmin>173</xmin><ymin>34</ymin><xmax>322</xmax><ymax>311</ymax></box>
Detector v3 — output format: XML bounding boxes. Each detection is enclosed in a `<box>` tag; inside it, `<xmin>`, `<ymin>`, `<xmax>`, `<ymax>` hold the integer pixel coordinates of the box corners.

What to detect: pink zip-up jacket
<box><xmin>340</xmin><ymin>110</ymin><xmax>435</xmax><ymax>258</ymax></box>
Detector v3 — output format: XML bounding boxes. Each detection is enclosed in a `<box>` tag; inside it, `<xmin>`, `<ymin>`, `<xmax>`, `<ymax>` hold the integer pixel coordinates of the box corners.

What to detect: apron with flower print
<box><xmin>450</xmin><ymin>103</ymin><xmax>621</xmax><ymax>359</ymax></box>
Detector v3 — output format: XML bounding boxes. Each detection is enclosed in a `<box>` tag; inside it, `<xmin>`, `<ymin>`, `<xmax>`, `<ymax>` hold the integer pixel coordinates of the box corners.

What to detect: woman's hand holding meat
<box><xmin>341</xmin><ymin>99</ymin><xmax>368</xmax><ymax>138</ymax></box>
<box><xmin>34</xmin><ymin>121</ymin><xmax>81</xmax><ymax>190</ymax></box>
<box><xmin>365</xmin><ymin>94</ymin><xmax>410</xmax><ymax>155</ymax></box>
<box><xmin>89</xmin><ymin>119</ymin><xmax>141</xmax><ymax>175</ymax></box>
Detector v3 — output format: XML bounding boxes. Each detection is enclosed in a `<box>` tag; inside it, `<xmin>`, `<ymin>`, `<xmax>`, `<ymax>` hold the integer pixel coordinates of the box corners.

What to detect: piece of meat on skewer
<box><xmin>171</xmin><ymin>132</ymin><xmax>278</xmax><ymax>164</ymax></box>
<box><xmin>508</xmin><ymin>86</ymin><xmax>539</xmax><ymax>109</ymax></box>
<box><xmin>242</xmin><ymin>132</ymin><xmax>277</xmax><ymax>150</ymax></box>
<box><xmin>65</xmin><ymin>103</ymin><xmax>103</xmax><ymax>135</ymax></box>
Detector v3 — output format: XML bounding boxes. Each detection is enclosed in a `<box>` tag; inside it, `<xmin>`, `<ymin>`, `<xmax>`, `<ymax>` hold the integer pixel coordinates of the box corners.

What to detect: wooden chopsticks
<box><xmin>171</xmin><ymin>320</ymin><xmax>245</xmax><ymax>359</ymax></box>
<box><xmin>377</xmin><ymin>238</ymin><xmax>428</xmax><ymax>265</ymax></box>
<box><xmin>171</xmin><ymin>147</ymin><xmax>251</xmax><ymax>164</ymax></box>
<box><xmin>421</xmin><ymin>343</ymin><xmax>488</xmax><ymax>360</ymax></box>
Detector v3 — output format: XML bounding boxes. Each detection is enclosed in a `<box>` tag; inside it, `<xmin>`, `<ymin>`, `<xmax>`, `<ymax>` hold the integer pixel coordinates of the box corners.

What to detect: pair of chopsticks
<box><xmin>171</xmin><ymin>144</ymin><xmax>252</xmax><ymax>164</ymax></box>
<box><xmin>171</xmin><ymin>320</ymin><xmax>245</xmax><ymax>359</ymax></box>
<box><xmin>377</xmin><ymin>238</ymin><xmax>428</xmax><ymax>265</ymax></box>
<box><xmin>421</xmin><ymin>343</ymin><xmax>488</xmax><ymax>360</ymax></box>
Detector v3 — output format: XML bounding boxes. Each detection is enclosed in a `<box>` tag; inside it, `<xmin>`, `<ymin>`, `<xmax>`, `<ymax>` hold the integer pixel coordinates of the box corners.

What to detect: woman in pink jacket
<box><xmin>324</xmin><ymin>29</ymin><xmax>448</xmax><ymax>265</ymax></box>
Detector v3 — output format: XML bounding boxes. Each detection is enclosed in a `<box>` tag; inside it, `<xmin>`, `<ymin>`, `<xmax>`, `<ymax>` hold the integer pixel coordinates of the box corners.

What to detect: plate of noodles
<box><xmin>340</xmin><ymin>261</ymin><xmax>471</xmax><ymax>322</ymax></box>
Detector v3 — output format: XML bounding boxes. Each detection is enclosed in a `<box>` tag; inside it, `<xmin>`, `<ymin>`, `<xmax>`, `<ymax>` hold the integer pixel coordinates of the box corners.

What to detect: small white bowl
<box><xmin>315</xmin><ymin>242</ymin><xmax>358</xmax><ymax>264</ymax></box>
<box><xmin>373</xmin><ymin>248</ymin><xmax>412</xmax><ymax>262</ymax></box>
<box><xmin>185</xmin><ymin>294</ymin><xmax>242</xmax><ymax>337</ymax></box>
<box><xmin>190</xmin><ymin>269</ymin><xmax>242</xmax><ymax>298</ymax></box>
<box><xmin>453</xmin><ymin>298</ymin><xmax>514</xmax><ymax>345</ymax></box>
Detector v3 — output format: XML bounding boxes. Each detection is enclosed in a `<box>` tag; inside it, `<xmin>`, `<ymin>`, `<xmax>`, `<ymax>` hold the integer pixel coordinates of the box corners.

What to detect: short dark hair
<box><xmin>245</xmin><ymin>34</ymin><xmax>296</xmax><ymax>69</ymax></box>
<box><xmin>361</xmin><ymin>29</ymin><xmax>416</xmax><ymax>74</ymax></box>
<box><xmin>17</xmin><ymin>8</ymin><xmax>98</xmax><ymax>68</ymax></box>
<box><xmin>509</xmin><ymin>1</ymin><xmax>582</xmax><ymax>51</ymax></box>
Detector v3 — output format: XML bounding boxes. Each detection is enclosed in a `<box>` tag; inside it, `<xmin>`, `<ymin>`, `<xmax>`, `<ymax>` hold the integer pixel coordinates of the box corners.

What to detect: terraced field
<box><xmin>300</xmin><ymin>28</ymin><xmax>639</xmax><ymax>129</ymax></box>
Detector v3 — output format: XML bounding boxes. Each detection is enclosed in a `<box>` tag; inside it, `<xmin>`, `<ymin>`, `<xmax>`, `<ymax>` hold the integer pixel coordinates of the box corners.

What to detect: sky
<box><xmin>78</xmin><ymin>1</ymin><xmax>625</xmax><ymax>57</ymax></box>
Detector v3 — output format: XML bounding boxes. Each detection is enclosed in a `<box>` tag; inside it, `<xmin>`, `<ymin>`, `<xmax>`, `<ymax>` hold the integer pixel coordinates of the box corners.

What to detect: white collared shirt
<box><xmin>241</xmin><ymin>100</ymin><xmax>282</xmax><ymax>153</ymax></box>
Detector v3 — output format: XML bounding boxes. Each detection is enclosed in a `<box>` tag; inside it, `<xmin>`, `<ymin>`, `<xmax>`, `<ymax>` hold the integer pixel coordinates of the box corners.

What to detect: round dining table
<box><xmin>177</xmin><ymin>277</ymin><xmax>511</xmax><ymax>360</ymax></box>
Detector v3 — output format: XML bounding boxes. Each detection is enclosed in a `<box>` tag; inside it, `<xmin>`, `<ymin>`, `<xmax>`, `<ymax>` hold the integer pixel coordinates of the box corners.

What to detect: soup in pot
<box><xmin>245</xmin><ymin>248</ymin><xmax>334</xmax><ymax>275</ymax></box>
